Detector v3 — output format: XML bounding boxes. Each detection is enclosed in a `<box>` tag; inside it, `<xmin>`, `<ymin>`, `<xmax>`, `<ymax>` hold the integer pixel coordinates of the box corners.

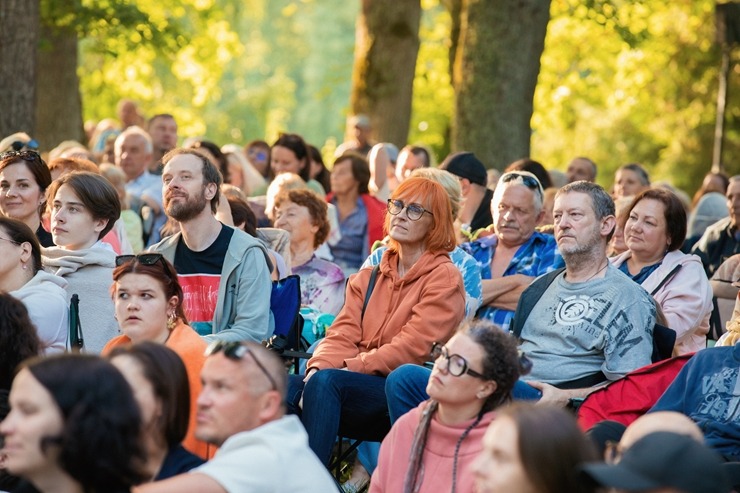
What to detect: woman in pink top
<box><xmin>370</xmin><ymin>320</ymin><xmax>523</xmax><ymax>493</ymax></box>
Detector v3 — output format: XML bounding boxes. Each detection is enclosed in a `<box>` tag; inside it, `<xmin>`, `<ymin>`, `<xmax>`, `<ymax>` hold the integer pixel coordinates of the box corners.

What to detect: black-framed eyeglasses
<box><xmin>430</xmin><ymin>342</ymin><xmax>486</xmax><ymax>379</ymax></box>
<box><xmin>205</xmin><ymin>340</ymin><xmax>278</xmax><ymax>391</ymax></box>
<box><xmin>387</xmin><ymin>199</ymin><xmax>433</xmax><ymax>221</ymax></box>
<box><xmin>115</xmin><ymin>253</ymin><xmax>166</xmax><ymax>267</ymax></box>
<box><xmin>0</xmin><ymin>150</ymin><xmax>42</xmax><ymax>162</ymax></box>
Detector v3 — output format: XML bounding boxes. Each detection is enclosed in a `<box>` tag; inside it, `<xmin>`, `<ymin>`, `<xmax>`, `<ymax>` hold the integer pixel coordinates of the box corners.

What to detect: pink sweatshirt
<box><xmin>370</xmin><ymin>402</ymin><xmax>495</xmax><ymax>493</ymax></box>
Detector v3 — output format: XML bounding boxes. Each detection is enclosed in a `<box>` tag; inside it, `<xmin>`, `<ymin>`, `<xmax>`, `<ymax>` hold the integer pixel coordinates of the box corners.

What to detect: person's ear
<box><xmin>601</xmin><ymin>215</ymin><xmax>616</xmax><ymax>238</ymax></box>
<box><xmin>477</xmin><ymin>381</ymin><xmax>497</xmax><ymax>401</ymax></box>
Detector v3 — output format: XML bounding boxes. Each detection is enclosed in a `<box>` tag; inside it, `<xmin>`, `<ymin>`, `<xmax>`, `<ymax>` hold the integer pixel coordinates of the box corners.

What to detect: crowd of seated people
<box><xmin>1</xmin><ymin>110</ymin><xmax>739</xmax><ymax>493</ymax></box>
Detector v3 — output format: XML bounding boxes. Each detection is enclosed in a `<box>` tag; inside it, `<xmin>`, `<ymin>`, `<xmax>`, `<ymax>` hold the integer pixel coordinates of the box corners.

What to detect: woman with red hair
<box><xmin>287</xmin><ymin>177</ymin><xmax>466</xmax><ymax>465</ymax></box>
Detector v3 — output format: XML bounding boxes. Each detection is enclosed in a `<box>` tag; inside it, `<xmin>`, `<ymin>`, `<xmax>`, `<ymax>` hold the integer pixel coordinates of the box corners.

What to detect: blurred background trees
<box><xmin>0</xmin><ymin>0</ymin><xmax>737</xmax><ymax>193</ymax></box>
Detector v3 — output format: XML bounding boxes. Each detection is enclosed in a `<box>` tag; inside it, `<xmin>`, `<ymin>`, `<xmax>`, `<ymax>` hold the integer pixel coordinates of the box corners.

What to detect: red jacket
<box><xmin>327</xmin><ymin>192</ymin><xmax>387</xmax><ymax>251</ymax></box>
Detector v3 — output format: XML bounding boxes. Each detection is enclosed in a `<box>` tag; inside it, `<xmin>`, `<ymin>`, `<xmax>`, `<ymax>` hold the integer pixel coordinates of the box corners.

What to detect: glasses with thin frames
<box><xmin>204</xmin><ymin>340</ymin><xmax>278</xmax><ymax>391</ymax></box>
<box><xmin>387</xmin><ymin>199</ymin><xmax>433</xmax><ymax>221</ymax></box>
<box><xmin>430</xmin><ymin>342</ymin><xmax>486</xmax><ymax>379</ymax></box>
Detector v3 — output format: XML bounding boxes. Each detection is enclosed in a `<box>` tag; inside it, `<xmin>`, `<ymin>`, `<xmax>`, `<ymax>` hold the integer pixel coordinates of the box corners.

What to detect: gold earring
<box><xmin>167</xmin><ymin>312</ymin><xmax>177</xmax><ymax>331</ymax></box>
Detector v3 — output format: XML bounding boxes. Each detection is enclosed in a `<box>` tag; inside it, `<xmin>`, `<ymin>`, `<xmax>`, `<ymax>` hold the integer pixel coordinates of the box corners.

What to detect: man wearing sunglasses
<box><xmin>149</xmin><ymin>148</ymin><xmax>273</xmax><ymax>344</ymax></box>
<box><xmin>138</xmin><ymin>341</ymin><xmax>336</xmax><ymax>492</ymax></box>
<box><xmin>460</xmin><ymin>170</ymin><xmax>563</xmax><ymax>332</ymax></box>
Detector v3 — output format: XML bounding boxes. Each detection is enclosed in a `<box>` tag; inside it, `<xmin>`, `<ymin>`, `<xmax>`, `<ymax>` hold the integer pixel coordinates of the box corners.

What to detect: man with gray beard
<box><xmin>149</xmin><ymin>149</ymin><xmax>273</xmax><ymax>343</ymax></box>
<box><xmin>511</xmin><ymin>181</ymin><xmax>656</xmax><ymax>406</ymax></box>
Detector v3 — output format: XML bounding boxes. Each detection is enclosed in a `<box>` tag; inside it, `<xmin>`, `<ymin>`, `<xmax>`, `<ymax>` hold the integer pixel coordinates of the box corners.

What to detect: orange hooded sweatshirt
<box><xmin>308</xmin><ymin>249</ymin><xmax>466</xmax><ymax>376</ymax></box>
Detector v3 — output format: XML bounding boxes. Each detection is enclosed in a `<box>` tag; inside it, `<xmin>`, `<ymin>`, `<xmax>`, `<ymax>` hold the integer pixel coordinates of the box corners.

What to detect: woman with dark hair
<box><xmin>271</xmin><ymin>133</ymin><xmax>325</xmax><ymax>196</ymax></box>
<box><xmin>103</xmin><ymin>253</ymin><xmax>214</xmax><ymax>459</ymax></box>
<box><xmin>0</xmin><ymin>217</ymin><xmax>68</xmax><ymax>354</ymax></box>
<box><xmin>0</xmin><ymin>150</ymin><xmax>54</xmax><ymax>246</ymax></box>
<box><xmin>42</xmin><ymin>171</ymin><xmax>121</xmax><ymax>353</ymax></box>
<box><xmin>109</xmin><ymin>342</ymin><xmax>204</xmax><ymax>481</ymax></box>
<box><xmin>288</xmin><ymin>177</ymin><xmax>466</xmax><ymax>465</ymax></box>
<box><xmin>610</xmin><ymin>188</ymin><xmax>713</xmax><ymax>354</ymax></box>
<box><xmin>327</xmin><ymin>152</ymin><xmax>386</xmax><ymax>273</ymax></box>
<box><xmin>0</xmin><ymin>354</ymin><xmax>146</xmax><ymax>493</ymax></box>
<box><xmin>274</xmin><ymin>189</ymin><xmax>345</xmax><ymax>315</ymax></box>
<box><xmin>613</xmin><ymin>163</ymin><xmax>650</xmax><ymax>199</ymax></box>
<box><xmin>307</xmin><ymin>144</ymin><xmax>331</xmax><ymax>194</ymax></box>
<box><xmin>370</xmin><ymin>321</ymin><xmax>522</xmax><ymax>493</ymax></box>
<box><xmin>473</xmin><ymin>403</ymin><xmax>597</xmax><ymax>493</ymax></box>
<box><xmin>0</xmin><ymin>293</ymin><xmax>41</xmax><ymax>491</ymax></box>
<box><xmin>244</xmin><ymin>139</ymin><xmax>271</xmax><ymax>179</ymax></box>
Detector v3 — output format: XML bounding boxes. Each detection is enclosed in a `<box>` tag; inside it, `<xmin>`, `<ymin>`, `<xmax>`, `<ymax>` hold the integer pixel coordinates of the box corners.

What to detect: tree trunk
<box><xmin>35</xmin><ymin>22</ymin><xmax>84</xmax><ymax>151</ymax></box>
<box><xmin>442</xmin><ymin>0</ymin><xmax>463</xmax><ymax>82</ymax></box>
<box><xmin>452</xmin><ymin>0</ymin><xmax>551</xmax><ymax>169</ymax></box>
<box><xmin>350</xmin><ymin>0</ymin><xmax>421</xmax><ymax>148</ymax></box>
<box><xmin>0</xmin><ymin>0</ymin><xmax>39</xmax><ymax>141</ymax></box>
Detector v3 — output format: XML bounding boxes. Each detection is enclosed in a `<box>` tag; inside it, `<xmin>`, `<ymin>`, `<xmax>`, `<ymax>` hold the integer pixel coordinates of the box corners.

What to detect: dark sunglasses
<box><xmin>115</xmin><ymin>253</ymin><xmax>166</xmax><ymax>267</ymax></box>
<box><xmin>205</xmin><ymin>340</ymin><xmax>278</xmax><ymax>391</ymax></box>
<box><xmin>10</xmin><ymin>139</ymin><xmax>39</xmax><ymax>152</ymax></box>
<box><xmin>501</xmin><ymin>171</ymin><xmax>542</xmax><ymax>191</ymax></box>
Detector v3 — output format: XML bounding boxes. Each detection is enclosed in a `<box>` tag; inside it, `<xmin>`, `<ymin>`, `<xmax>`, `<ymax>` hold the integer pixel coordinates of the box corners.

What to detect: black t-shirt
<box><xmin>174</xmin><ymin>224</ymin><xmax>234</xmax><ymax>333</ymax></box>
<box><xmin>470</xmin><ymin>188</ymin><xmax>494</xmax><ymax>232</ymax></box>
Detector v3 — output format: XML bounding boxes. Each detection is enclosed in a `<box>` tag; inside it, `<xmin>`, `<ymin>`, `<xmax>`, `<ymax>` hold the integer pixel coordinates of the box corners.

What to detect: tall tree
<box><xmin>452</xmin><ymin>0</ymin><xmax>551</xmax><ymax>169</ymax></box>
<box><xmin>0</xmin><ymin>0</ymin><xmax>40</xmax><ymax>140</ymax></box>
<box><xmin>351</xmin><ymin>0</ymin><xmax>422</xmax><ymax>148</ymax></box>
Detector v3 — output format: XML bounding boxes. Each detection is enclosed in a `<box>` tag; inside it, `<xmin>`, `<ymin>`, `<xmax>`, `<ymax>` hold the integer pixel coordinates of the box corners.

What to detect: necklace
<box><xmin>582</xmin><ymin>259</ymin><xmax>608</xmax><ymax>283</ymax></box>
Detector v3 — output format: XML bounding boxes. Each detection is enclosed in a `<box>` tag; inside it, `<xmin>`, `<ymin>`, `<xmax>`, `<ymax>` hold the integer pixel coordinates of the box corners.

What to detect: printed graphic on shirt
<box><xmin>178</xmin><ymin>273</ymin><xmax>220</xmax><ymax>335</ymax></box>
<box><xmin>697</xmin><ymin>367</ymin><xmax>740</xmax><ymax>422</ymax></box>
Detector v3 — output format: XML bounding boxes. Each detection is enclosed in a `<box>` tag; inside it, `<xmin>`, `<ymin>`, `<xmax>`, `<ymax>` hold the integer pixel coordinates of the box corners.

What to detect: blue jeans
<box><xmin>287</xmin><ymin>369</ymin><xmax>390</xmax><ymax>465</ymax></box>
<box><xmin>385</xmin><ymin>364</ymin><xmax>543</xmax><ymax>425</ymax></box>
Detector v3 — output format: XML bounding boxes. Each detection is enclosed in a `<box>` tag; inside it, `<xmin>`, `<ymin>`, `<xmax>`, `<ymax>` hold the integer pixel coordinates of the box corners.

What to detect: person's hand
<box><xmin>527</xmin><ymin>381</ymin><xmax>572</xmax><ymax>408</ymax></box>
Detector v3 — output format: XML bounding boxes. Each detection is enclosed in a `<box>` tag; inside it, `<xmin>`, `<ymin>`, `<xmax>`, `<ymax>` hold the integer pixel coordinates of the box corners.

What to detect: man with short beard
<box><xmin>149</xmin><ymin>149</ymin><xmax>273</xmax><ymax>343</ymax></box>
<box><xmin>510</xmin><ymin>181</ymin><xmax>656</xmax><ymax>406</ymax></box>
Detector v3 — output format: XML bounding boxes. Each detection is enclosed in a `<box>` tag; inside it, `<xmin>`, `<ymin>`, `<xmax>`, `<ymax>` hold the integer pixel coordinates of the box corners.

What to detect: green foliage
<box><xmin>532</xmin><ymin>0</ymin><xmax>740</xmax><ymax>195</ymax></box>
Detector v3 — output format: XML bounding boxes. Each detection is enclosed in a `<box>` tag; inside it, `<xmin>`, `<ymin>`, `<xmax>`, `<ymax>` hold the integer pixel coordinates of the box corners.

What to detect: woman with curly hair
<box><xmin>370</xmin><ymin>321</ymin><xmax>522</xmax><ymax>493</ymax></box>
<box><xmin>0</xmin><ymin>354</ymin><xmax>146</xmax><ymax>493</ymax></box>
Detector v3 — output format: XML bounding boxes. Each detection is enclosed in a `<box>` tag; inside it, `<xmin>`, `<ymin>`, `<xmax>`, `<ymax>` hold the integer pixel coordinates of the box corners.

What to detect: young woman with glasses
<box><xmin>370</xmin><ymin>320</ymin><xmax>522</xmax><ymax>493</ymax></box>
<box><xmin>287</xmin><ymin>177</ymin><xmax>466</xmax><ymax>466</ymax></box>
<box><xmin>0</xmin><ymin>150</ymin><xmax>54</xmax><ymax>247</ymax></box>
<box><xmin>103</xmin><ymin>253</ymin><xmax>214</xmax><ymax>460</ymax></box>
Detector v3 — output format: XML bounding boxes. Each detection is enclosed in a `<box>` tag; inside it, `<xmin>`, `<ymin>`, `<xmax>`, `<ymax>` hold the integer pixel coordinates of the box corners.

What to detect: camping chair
<box><xmin>264</xmin><ymin>275</ymin><xmax>311</xmax><ymax>373</ymax></box>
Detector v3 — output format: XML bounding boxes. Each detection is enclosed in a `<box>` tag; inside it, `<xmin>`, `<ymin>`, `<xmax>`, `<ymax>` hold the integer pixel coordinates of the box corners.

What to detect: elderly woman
<box><xmin>0</xmin><ymin>150</ymin><xmax>53</xmax><ymax>246</ymax></box>
<box><xmin>287</xmin><ymin>177</ymin><xmax>466</xmax><ymax>465</ymax></box>
<box><xmin>610</xmin><ymin>188</ymin><xmax>713</xmax><ymax>354</ymax></box>
<box><xmin>370</xmin><ymin>321</ymin><xmax>522</xmax><ymax>493</ymax></box>
<box><xmin>274</xmin><ymin>189</ymin><xmax>345</xmax><ymax>315</ymax></box>
<box><xmin>103</xmin><ymin>253</ymin><xmax>214</xmax><ymax>459</ymax></box>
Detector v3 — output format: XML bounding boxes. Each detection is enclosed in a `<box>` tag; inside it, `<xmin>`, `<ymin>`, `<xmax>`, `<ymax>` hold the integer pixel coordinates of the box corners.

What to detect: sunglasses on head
<box><xmin>0</xmin><ymin>149</ymin><xmax>42</xmax><ymax>162</ymax></box>
<box><xmin>501</xmin><ymin>172</ymin><xmax>542</xmax><ymax>190</ymax></box>
<box><xmin>10</xmin><ymin>139</ymin><xmax>39</xmax><ymax>152</ymax></box>
<box><xmin>204</xmin><ymin>340</ymin><xmax>278</xmax><ymax>391</ymax></box>
<box><xmin>115</xmin><ymin>253</ymin><xmax>166</xmax><ymax>267</ymax></box>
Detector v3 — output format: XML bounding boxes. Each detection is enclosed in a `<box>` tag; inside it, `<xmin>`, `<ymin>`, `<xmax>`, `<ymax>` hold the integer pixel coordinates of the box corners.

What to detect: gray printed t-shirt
<box><xmin>520</xmin><ymin>264</ymin><xmax>656</xmax><ymax>385</ymax></box>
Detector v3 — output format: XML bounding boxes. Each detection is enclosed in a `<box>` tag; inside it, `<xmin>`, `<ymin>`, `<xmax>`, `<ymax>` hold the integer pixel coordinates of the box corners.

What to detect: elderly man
<box><xmin>692</xmin><ymin>175</ymin><xmax>740</xmax><ymax>277</ymax></box>
<box><xmin>138</xmin><ymin>342</ymin><xmax>336</xmax><ymax>492</ymax></box>
<box><xmin>513</xmin><ymin>181</ymin><xmax>656</xmax><ymax>405</ymax></box>
<box><xmin>461</xmin><ymin>170</ymin><xmax>563</xmax><ymax>331</ymax></box>
<box><xmin>115</xmin><ymin>126</ymin><xmax>166</xmax><ymax>245</ymax></box>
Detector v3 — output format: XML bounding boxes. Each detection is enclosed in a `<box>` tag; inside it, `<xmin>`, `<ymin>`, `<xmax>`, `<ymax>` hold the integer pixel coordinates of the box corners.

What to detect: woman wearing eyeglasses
<box><xmin>288</xmin><ymin>176</ymin><xmax>466</xmax><ymax>466</ymax></box>
<box><xmin>41</xmin><ymin>172</ymin><xmax>121</xmax><ymax>354</ymax></box>
<box><xmin>0</xmin><ymin>150</ymin><xmax>54</xmax><ymax>247</ymax></box>
<box><xmin>369</xmin><ymin>321</ymin><xmax>521</xmax><ymax>493</ymax></box>
<box><xmin>327</xmin><ymin>152</ymin><xmax>387</xmax><ymax>274</ymax></box>
<box><xmin>103</xmin><ymin>253</ymin><xmax>214</xmax><ymax>460</ymax></box>
<box><xmin>0</xmin><ymin>217</ymin><xmax>68</xmax><ymax>354</ymax></box>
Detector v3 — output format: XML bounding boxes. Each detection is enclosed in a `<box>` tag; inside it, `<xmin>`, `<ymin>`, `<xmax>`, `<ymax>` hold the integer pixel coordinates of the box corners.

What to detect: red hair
<box><xmin>386</xmin><ymin>177</ymin><xmax>455</xmax><ymax>253</ymax></box>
